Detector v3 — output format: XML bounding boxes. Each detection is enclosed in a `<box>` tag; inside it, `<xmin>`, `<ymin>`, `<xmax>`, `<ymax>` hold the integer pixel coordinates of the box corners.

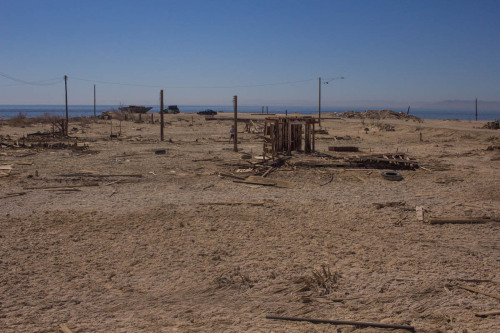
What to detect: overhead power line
<box><xmin>0</xmin><ymin>72</ymin><xmax>62</xmax><ymax>86</ymax></box>
<box><xmin>69</xmin><ymin>76</ymin><xmax>317</xmax><ymax>89</ymax></box>
<box><xmin>1</xmin><ymin>71</ymin><xmax>328</xmax><ymax>89</ymax></box>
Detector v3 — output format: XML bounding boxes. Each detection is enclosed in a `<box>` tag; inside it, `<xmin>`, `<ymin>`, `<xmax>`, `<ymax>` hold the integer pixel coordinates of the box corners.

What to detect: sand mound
<box><xmin>340</xmin><ymin>110</ymin><xmax>421</xmax><ymax>121</ymax></box>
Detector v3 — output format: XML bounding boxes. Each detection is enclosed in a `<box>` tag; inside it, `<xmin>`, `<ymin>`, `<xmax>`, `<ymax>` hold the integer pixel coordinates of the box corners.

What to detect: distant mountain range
<box><xmin>415</xmin><ymin>100</ymin><xmax>500</xmax><ymax>111</ymax></box>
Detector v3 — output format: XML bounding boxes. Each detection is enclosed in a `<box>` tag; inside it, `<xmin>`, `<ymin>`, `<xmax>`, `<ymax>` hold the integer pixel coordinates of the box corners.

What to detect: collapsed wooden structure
<box><xmin>263</xmin><ymin>116</ymin><xmax>317</xmax><ymax>157</ymax></box>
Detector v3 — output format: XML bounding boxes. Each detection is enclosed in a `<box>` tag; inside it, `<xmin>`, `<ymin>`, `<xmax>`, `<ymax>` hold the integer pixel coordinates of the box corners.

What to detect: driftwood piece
<box><xmin>45</xmin><ymin>188</ymin><xmax>82</xmax><ymax>192</ymax></box>
<box><xmin>234</xmin><ymin>176</ymin><xmax>294</xmax><ymax>188</ymax></box>
<box><xmin>57</xmin><ymin>173</ymin><xmax>142</xmax><ymax>178</ymax></box>
<box><xmin>262</xmin><ymin>167</ymin><xmax>275</xmax><ymax>177</ymax></box>
<box><xmin>456</xmin><ymin>284</ymin><xmax>500</xmax><ymax>301</ymax></box>
<box><xmin>219</xmin><ymin>172</ymin><xmax>246</xmax><ymax>180</ymax></box>
<box><xmin>199</xmin><ymin>201</ymin><xmax>265</xmax><ymax>206</ymax></box>
<box><xmin>427</xmin><ymin>217</ymin><xmax>494</xmax><ymax>225</ymax></box>
<box><xmin>475</xmin><ymin>310</ymin><xmax>500</xmax><ymax>317</ymax></box>
<box><xmin>0</xmin><ymin>192</ymin><xmax>27</xmax><ymax>199</ymax></box>
<box><xmin>24</xmin><ymin>183</ymin><xmax>99</xmax><ymax>190</ymax></box>
<box><xmin>266</xmin><ymin>315</ymin><xmax>415</xmax><ymax>331</ymax></box>
<box><xmin>372</xmin><ymin>201</ymin><xmax>405</xmax><ymax>209</ymax></box>
<box><xmin>59</xmin><ymin>324</ymin><xmax>73</xmax><ymax>333</ymax></box>
<box><xmin>416</xmin><ymin>206</ymin><xmax>424</xmax><ymax>222</ymax></box>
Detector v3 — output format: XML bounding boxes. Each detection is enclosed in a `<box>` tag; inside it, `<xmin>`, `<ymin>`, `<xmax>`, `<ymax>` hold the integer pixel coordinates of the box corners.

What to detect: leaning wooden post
<box><xmin>93</xmin><ymin>84</ymin><xmax>96</xmax><ymax>118</ymax></box>
<box><xmin>475</xmin><ymin>97</ymin><xmax>478</xmax><ymax>121</ymax></box>
<box><xmin>160</xmin><ymin>90</ymin><xmax>164</xmax><ymax>141</ymax></box>
<box><xmin>233</xmin><ymin>95</ymin><xmax>238</xmax><ymax>152</ymax></box>
<box><xmin>64</xmin><ymin>75</ymin><xmax>69</xmax><ymax>136</ymax></box>
<box><xmin>312</xmin><ymin>121</ymin><xmax>316</xmax><ymax>152</ymax></box>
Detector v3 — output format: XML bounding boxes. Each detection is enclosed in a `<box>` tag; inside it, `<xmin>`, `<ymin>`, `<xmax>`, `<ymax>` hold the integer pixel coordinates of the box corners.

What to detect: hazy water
<box><xmin>0</xmin><ymin>105</ymin><xmax>498</xmax><ymax>120</ymax></box>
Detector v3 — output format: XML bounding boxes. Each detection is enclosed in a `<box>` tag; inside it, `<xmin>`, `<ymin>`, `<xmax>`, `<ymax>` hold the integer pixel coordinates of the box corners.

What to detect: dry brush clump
<box><xmin>296</xmin><ymin>265</ymin><xmax>341</xmax><ymax>296</ymax></box>
<box><xmin>2</xmin><ymin>112</ymin><xmax>63</xmax><ymax>127</ymax></box>
<box><xmin>374</xmin><ymin>122</ymin><xmax>395</xmax><ymax>131</ymax></box>
<box><xmin>483</xmin><ymin>120</ymin><xmax>500</xmax><ymax>130</ymax></box>
<box><xmin>215</xmin><ymin>266</ymin><xmax>255</xmax><ymax>289</ymax></box>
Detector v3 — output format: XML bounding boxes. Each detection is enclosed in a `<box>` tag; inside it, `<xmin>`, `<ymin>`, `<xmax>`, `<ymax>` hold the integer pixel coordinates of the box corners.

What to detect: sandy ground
<box><xmin>1</xmin><ymin>112</ymin><xmax>499</xmax><ymax>332</ymax></box>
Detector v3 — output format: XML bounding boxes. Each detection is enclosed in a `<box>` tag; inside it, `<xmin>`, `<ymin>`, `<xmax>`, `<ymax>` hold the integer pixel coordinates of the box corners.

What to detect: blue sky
<box><xmin>1</xmin><ymin>0</ymin><xmax>499</xmax><ymax>109</ymax></box>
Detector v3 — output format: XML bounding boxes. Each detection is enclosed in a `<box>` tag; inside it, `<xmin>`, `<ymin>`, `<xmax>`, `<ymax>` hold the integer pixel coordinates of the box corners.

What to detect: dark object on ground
<box><xmin>381</xmin><ymin>171</ymin><xmax>403</xmax><ymax>181</ymax></box>
<box><xmin>483</xmin><ymin>120</ymin><xmax>499</xmax><ymax>130</ymax></box>
<box><xmin>118</xmin><ymin>105</ymin><xmax>152</xmax><ymax>113</ymax></box>
<box><xmin>329</xmin><ymin>146</ymin><xmax>359</xmax><ymax>152</ymax></box>
<box><xmin>198</xmin><ymin>109</ymin><xmax>217</xmax><ymax>116</ymax></box>
<box><xmin>266</xmin><ymin>315</ymin><xmax>415</xmax><ymax>332</ymax></box>
<box><xmin>155</xmin><ymin>149</ymin><xmax>166</xmax><ymax>155</ymax></box>
<box><xmin>164</xmin><ymin>105</ymin><xmax>180</xmax><ymax>114</ymax></box>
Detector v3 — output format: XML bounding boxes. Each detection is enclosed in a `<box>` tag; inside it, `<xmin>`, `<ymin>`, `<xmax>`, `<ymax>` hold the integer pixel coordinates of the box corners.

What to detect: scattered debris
<box><xmin>349</xmin><ymin>153</ymin><xmax>418</xmax><ymax>170</ymax></box>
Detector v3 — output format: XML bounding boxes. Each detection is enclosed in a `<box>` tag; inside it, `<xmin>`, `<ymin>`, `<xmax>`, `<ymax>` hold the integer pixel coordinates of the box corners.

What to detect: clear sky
<box><xmin>1</xmin><ymin>0</ymin><xmax>499</xmax><ymax>109</ymax></box>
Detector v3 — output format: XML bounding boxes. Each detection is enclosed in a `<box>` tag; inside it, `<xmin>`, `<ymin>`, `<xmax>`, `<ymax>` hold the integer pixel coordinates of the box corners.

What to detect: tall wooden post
<box><xmin>475</xmin><ymin>98</ymin><xmax>478</xmax><ymax>121</ymax></box>
<box><xmin>160</xmin><ymin>90</ymin><xmax>164</xmax><ymax>141</ymax></box>
<box><xmin>93</xmin><ymin>84</ymin><xmax>96</xmax><ymax>118</ymax></box>
<box><xmin>64</xmin><ymin>75</ymin><xmax>68</xmax><ymax>135</ymax></box>
<box><xmin>233</xmin><ymin>95</ymin><xmax>238</xmax><ymax>152</ymax></box>
<box><xmin>318</xmin><ymin>77</ymin><xmax>321</xmax><ymax>127</ymax></box>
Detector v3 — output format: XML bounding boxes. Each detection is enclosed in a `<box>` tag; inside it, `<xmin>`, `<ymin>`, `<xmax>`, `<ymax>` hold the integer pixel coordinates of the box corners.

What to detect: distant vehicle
<box><xmin>197</xmin><ymin>109</ymin><xmax>217</xmax><ymax>115</ymax></box>
<box><xmin>118</xmin><ymin>105</ymin><xmax>152</xmax><ymax>113</ymax></box>
<box><xmin>163</xmin><ymin>105</ymin><xmax>180</xmax><ymax>114</ymax></box>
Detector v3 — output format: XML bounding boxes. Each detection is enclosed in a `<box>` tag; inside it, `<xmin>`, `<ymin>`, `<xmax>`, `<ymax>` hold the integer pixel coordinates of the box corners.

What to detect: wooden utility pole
<box><xmin>64</xmin><ymin>75</ymin><xmax>68</xmax><ymax>135</ymax></box>
<box><xmin>93</xmin><ymin>84</ymin><xmax>96</xmax><ymax>117</ymax></box>
<box><xmin>318</xmin><ymin>77</ymin><xmax>321</xmax><ymax>127</ymax></box>
<box><xmin>233</xmin><ymin>95</ymin><xmax>238</xmax><ymax>152</ymax></box>
<box><xmin>475</xmin><ymin>98</ymin><xmax>478</xmax><ymax>121</ymax></box>
<box><xmin>160</xmin><ymin>90</ymin><xmax>164</xmax><ymax>141</ymax></box>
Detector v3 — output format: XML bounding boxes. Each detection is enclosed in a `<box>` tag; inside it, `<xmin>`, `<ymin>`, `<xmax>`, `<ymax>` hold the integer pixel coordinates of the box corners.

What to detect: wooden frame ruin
<box><xmin>263</xmin><ymin>116</ymin><xmax>316</xmax><ymax>158</ymax></box>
